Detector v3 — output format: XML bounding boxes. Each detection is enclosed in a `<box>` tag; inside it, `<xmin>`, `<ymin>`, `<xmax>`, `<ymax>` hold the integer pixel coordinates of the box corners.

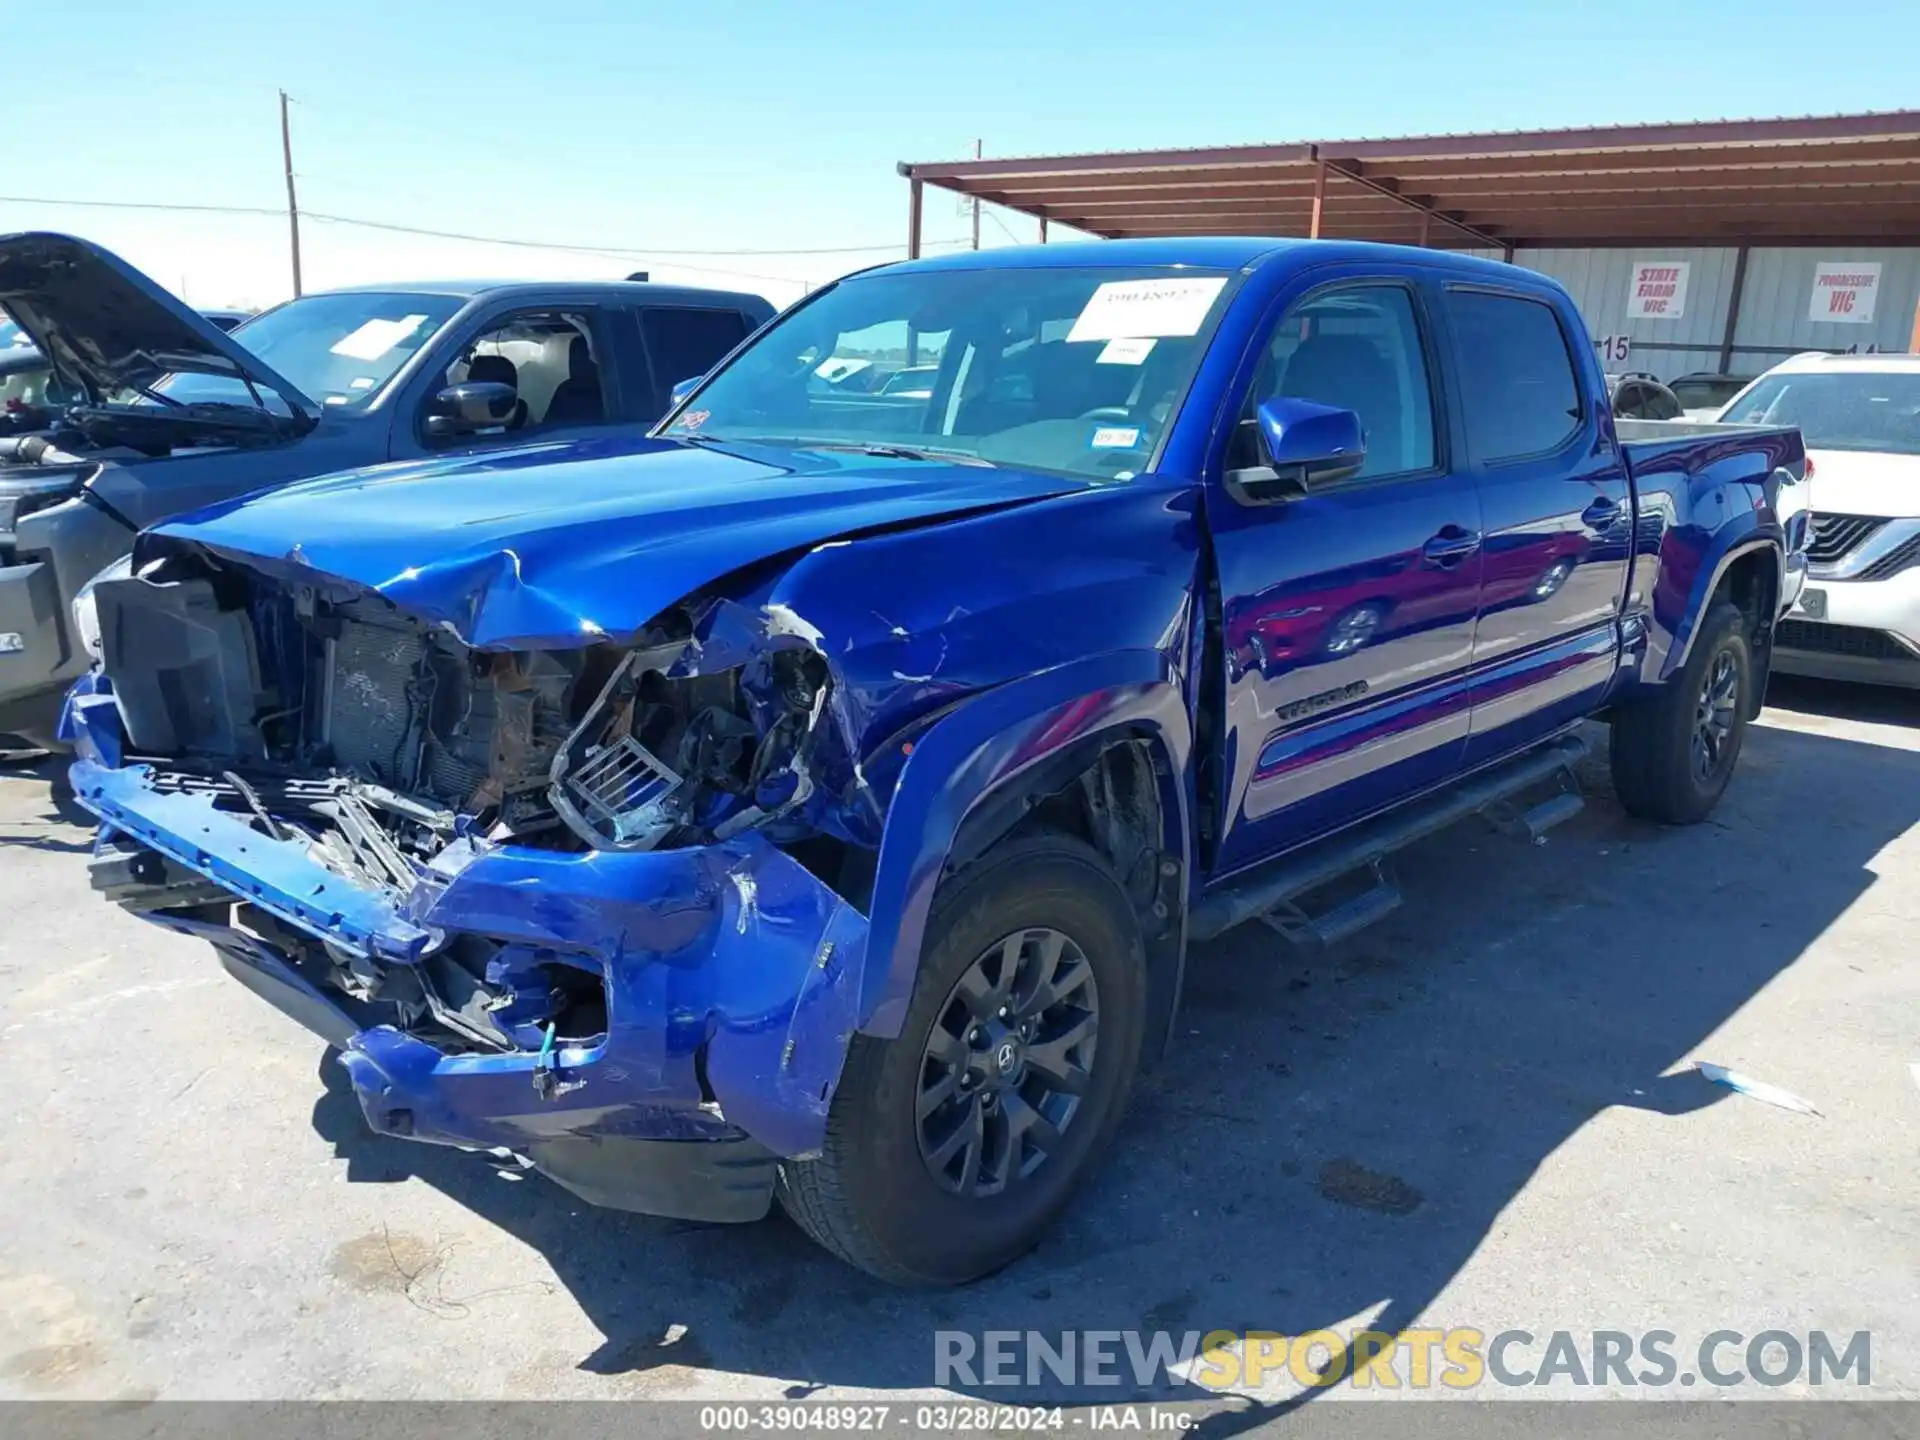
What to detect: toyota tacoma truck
<box><xmin>64</xmin><ymin>239</ymin><xmax>1807</xmax><ymax>1285</ymax></box>
<box><xmin>0</xmin><ymin>232</ymin><xmax>773</xmax><ymax>749</ymax></box>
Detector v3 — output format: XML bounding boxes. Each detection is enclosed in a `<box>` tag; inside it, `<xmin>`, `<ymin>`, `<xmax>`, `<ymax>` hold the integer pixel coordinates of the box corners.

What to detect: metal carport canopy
<box><xmin>897</xmin><ymin>110</ymin><xmax>1920</xmax><ymax>256</ymax></box>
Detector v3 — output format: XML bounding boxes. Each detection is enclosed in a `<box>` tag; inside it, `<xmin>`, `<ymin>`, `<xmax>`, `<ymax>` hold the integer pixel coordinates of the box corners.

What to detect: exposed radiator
<box><xmin>323</xmin><ymin>607</ymin><xmax>430</xmax><ymax>785</ymax></box>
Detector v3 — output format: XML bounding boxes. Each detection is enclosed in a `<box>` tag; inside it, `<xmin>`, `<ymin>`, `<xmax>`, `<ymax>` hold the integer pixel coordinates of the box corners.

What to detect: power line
<box><xmin>0</xmin><ymin>194</ymin><xmax>285</xmax><ymax>219</ymax></box>
<box><xmin>0</xmin><ymin>192</ymin><xmax>968</xmax><ymax>263</ymax></box>
<box><xmin>301</xmin><ymin>210</ymin><xmax>959</xmax><ymax>258</ymax></box>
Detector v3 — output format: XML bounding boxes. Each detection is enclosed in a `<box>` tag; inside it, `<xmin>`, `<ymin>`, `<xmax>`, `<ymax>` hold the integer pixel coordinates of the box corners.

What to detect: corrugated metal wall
<box><xmin>1733</xmin><ymin>248</ymin><xmax>1920</xmax><ymax>359</ymax></box>
<box><xmin>1505</xmin><ymin>245</ymin><xmax>1920</xmax><ymax>381</ymax></box>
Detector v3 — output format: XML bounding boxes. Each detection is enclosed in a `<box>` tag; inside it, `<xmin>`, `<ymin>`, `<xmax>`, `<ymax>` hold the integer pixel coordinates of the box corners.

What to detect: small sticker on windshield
<box><xmin>330</xmin><ymin>314</ymin><xmax>429</xmax><ymax>362</ymax></box>
<box><xmin>1068</xmin><ymin>277</ymin><xmax>1227</xmax><ymax>343</ymax></box>
<box><xmin>1090</xmin><ymin>425</ymin><xmax>1141</xmax><ymax>449</ymax></box>
<box><xmin>674</xmin><ymin>409</ymin><xmax>710</xmax><ymax>432</ymax></box>
<box><xmin>348</xmin><ymin>377</ymin><xmax>376</xmax><ymax>390</ymax></box>
<box><xmin>1096</xmin><ymin>337</ymin><xmax>1156</xmax><ymax>366</ymax></box>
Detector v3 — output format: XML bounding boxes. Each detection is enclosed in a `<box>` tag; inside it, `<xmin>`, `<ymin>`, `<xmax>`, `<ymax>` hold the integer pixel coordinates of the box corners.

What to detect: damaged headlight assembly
<box><xmin>548</xmin><ymin>636</ymin><xmax>834</xmax><ymax>854</ymax></box>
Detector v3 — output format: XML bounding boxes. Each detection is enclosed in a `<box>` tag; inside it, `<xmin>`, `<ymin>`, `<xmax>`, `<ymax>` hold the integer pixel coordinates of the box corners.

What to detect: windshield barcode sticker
<box><xmin>1068</xmin><ymin>278</ymin><xmax>1226</xmax><ymax>343</ymax></box>
<box><xmin>1090</xmin><ymin>426</ymin><xmax>1141</xmax><ymax>449</ymax></box>
<box><xmin>1096</xmin><ymin>337</ymin><xmax>1157</xmax><ymax>365</ymax></box>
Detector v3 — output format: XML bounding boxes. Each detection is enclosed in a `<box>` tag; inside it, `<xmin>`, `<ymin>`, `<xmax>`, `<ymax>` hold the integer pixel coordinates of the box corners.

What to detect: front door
<box><xmin>1207</xmin><ymin>277</ymin><xmax>1485</xmax><ymax>877</ymax></box>
<box><xmin>395</xmin><ymin>305</ymin><xmax>623</xmax><ymax>460</ymax></box>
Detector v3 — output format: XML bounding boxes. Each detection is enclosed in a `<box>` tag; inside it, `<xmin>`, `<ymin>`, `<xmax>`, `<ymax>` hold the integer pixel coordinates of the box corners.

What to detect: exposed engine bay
<box><xmin>0</xmin><ymin>401</ymin><xmax>299</xmax><ymax>463</ymax></box>
<box><xmin>85</xmin><ymin>548</ymin><xmax>853</xmax><ymax>1059</ymax></box>
<box><xmin>93</xmin><ymin>552</ymin><xmax>841</xmax><ymax>887</ymax></box>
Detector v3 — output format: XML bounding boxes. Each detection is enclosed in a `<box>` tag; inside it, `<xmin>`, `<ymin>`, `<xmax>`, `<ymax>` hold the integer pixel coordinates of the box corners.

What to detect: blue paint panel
<box><xmin>148</xmin><ymin>439</ymin><xmax>1095</xmax><ymax>649</ymax></box>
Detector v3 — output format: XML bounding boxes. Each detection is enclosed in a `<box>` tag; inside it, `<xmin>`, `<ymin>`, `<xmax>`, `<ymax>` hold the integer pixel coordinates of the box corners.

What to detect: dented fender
<box><xmin>367</xmin><ymin>837</ymin><xmax>870</xmax><ymax>1160</ymax></box>
<box><xmin>858</xmin><ymin>649</ymin><xmax>1194</xmax><ymax>1039</ymax></box>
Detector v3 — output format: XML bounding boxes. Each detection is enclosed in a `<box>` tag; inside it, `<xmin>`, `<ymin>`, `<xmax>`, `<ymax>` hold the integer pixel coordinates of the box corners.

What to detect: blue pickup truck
<box><xmin>0</xmin><ymin>233</ymin><xmax>773</xmax><ymax>748</ymax></box>
<box><xmin>64</xmin><ymin>238</ymin><xmax>1807</xmax><ymax>1285</ymax></box>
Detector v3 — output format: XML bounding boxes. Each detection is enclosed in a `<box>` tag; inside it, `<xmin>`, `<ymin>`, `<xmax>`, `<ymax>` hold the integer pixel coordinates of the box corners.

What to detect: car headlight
<box><xmin>71</xmin><ymin>554</ymin><xmax>132</xmax><ymax>665</ymax></box>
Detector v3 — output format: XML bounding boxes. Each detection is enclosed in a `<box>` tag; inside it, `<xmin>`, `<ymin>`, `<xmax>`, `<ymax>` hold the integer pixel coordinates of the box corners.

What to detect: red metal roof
<box><xmin>899</xmin><ymin>111</ymin><xmax>1920</xmax><ymax>250</ymax></box>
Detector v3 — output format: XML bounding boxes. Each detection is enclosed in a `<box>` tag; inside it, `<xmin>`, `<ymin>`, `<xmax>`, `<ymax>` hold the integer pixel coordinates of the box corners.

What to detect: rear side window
<box><xmin>640</xmin><ymin>307</ymin><xmax>752</xmax><ymax>395</ymax></box>
<box><xmin>1446</xmin><ymin>290</ymin><xmax>1583</xmax><ymax>461</ymax></box>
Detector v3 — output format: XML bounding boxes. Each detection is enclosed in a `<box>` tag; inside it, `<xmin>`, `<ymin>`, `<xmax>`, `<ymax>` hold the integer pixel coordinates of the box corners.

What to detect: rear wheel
<box><xmin>776</xmin><ymin>832</ymin><xmax>1146</xmax><ymax>1286</ymax></box>
<box><xmin>1610</xmin><ymin>600</ymin><xmax>1751</xmax><ymax>824</ymax></box>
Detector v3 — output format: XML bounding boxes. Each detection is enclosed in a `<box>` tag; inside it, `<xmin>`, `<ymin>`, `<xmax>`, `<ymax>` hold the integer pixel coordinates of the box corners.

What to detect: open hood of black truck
<box><xmin>0</xmin><ymin>232</ymin><xmax>313</xmax><ymax>417</ymax></box>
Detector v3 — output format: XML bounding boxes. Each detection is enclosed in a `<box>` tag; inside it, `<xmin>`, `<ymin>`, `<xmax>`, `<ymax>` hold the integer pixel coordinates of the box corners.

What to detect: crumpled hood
<box><xmin>149</xmin><ymin>434</ymin><xmax>1095</xmax><ymax>648</ymax></box>
<box><xmin>0</xmin><ymin>231</ymin><xmax>311</xmax><ymax>412</ymax></box>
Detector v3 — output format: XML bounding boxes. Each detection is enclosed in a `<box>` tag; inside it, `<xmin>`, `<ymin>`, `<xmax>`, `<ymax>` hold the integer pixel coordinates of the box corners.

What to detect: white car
<box><xmin>1718</xmin><ymin>353</ymin><xmax>1920</xmax><ymax>687</ymax></box>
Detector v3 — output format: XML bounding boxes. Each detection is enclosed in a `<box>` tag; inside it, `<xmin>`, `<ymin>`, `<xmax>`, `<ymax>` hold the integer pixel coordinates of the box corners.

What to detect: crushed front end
<box><xmin>66</xmin><ymin>547</ymin><xmax>875</xmax><ymax>1222</ymax></box>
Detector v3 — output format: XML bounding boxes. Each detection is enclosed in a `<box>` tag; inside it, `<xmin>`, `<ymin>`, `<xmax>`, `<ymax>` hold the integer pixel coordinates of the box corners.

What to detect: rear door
<box><xmin>632</xmin><ymin>305</ymin><xmax>755</xmax><ymax>421</ymax></box>
<box><xmin>1438</xmin><ymin>284</ymin><xmax>1632</xmax><ymax>766</ymax></box>
<box><xmin>1207</xmin><ymin>273</ymin><xmax>1485</xmax><ymax>877</ymax></box>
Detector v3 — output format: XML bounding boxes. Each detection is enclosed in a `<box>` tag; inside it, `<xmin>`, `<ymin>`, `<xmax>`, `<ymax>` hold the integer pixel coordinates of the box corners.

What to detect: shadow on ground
<box><xmin>300</xmin><ymin>694</ymin><xmax>1916</xmax><ymax>1418</ymax></box>
<box><xmin>0</xmin><ymin>752</ymin><xmax>92</xmax><ymax>851</ymax></box>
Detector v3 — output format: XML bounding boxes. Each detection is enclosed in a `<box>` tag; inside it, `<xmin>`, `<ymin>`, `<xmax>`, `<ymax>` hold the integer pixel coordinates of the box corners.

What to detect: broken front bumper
<box><xmin>65</xmin><ymin>686</ymin><xmax>869</xmax><ymax>1223</ymax></box>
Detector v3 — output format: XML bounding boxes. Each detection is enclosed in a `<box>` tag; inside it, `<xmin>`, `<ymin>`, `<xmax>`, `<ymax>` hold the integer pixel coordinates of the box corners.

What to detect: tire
<box><xmin>1610</xmin><ymin>600</ymin><xmax>1751</xmax><ymax>824</ymax></box>
<box><xmin>776</xmin><ymin>831</ymin><xmax>1146</xmax><ymax>1286</ymax></box>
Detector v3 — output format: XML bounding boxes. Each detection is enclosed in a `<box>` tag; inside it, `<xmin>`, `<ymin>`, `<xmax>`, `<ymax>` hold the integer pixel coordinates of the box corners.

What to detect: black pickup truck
<box><xmin>0</xmin><ymin>233</ymin><xmax>773</xmax><ymax>747</ymax></box>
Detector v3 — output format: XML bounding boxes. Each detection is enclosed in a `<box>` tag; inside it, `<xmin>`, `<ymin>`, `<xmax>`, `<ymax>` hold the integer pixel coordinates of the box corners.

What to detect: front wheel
<box><xmin>1610</xmin><ymin>600</ymin><xmax>1752</xmax><ymax>824</ymax></box>
<box><xmin>777</xmin><ymin>832</ymin><xmax>1146</xmax><ymax>1286</ymax></box>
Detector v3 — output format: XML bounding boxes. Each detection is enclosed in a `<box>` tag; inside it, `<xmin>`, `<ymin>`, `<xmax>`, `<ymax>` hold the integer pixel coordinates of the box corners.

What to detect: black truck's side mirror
<box><xmin>424</xmin><ymin>381</ymin><xmax>518</xmax><ymax>440</ymax></box>
<box><xmin>1226</xmin><ymin>397</ymin><xmax>1367</xmax><ymax>505</ymax></box>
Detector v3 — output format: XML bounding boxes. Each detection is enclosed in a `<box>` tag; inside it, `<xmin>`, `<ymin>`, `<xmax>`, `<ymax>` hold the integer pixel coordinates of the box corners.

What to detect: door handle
<box><xmin>1421</xmin><ymin>525</ymin><xmax>1482</xmax><ymax>567</ymax></box>
<box><xmin>1581</xmin><ymin>497</ymin><xmax>1625</xmax><ymax>530</ymax></box>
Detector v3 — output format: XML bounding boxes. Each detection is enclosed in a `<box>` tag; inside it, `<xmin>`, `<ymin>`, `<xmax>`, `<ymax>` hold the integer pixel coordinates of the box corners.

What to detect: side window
<box><xmin>430</xmin><ymin>309</ymin><xmax>608</xmax><ymax>439</ymax></box>
<box><xmin>1445</xmin><ymin>290</ymin><xmax>1583</xmax><ymax>461</ymax></box>
<box><xmin>1233</xmin><ymin>285</ymin><xmax>1437</xmax><ymax>479</ymax></box>
<box><xmin>640</xmin><ymin>307</ymin><xmax>752</xmax><ymax>403</ymax></box>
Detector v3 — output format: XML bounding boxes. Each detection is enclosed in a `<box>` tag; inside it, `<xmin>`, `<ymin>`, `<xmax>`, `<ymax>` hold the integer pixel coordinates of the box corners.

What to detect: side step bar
<box><xmin>1189</xmin><ymin>731</ymin><xmax>1589</xmax><ymax>943</ymax></box>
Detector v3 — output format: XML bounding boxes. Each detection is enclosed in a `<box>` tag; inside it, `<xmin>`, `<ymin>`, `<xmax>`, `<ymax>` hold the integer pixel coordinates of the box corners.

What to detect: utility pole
<box><xmin>971</xmin><ymin>139</ymin><xmax>981</xmax><ymax>251</ymax></box>
<box><xmin>279</xmin><ymin>90</ymin><xmax>303</xmax><ymax>298</ymax></box>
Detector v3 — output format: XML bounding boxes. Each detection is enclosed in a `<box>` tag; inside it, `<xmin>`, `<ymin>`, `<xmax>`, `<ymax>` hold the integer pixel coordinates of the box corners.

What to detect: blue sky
<box><xmin>6</xmin><ymin>0</ymin><xmax>1916</xmax><ymax>308</ymax></box>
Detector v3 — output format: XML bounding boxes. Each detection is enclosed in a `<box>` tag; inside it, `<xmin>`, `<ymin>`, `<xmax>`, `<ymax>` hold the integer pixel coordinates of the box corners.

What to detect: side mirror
<box><xmin>669</xmin><ymin>375</ymin><xmax>703</xmax><ymax>408</ymax></box>
<box><xmin>1226</xmin><ymin>397</ymin><xmax>1367</xmax><ymax>504</ymax></box>
<box><xmin>424</xmin><ymin>381</ymin><xmax>517</xmax><ymax>440</ymax></box>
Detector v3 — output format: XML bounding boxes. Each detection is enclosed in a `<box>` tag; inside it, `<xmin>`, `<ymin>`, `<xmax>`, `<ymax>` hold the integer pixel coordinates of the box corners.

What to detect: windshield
<box><xmin>151</xmin><ymin>291</ymin><xmax>463</xmax><ymax>413</ymax></box>
<box><xmin>667</xmin><ymin>265</ymin><xmax>1235</xmax><ymax>480</ymax></box>
<box><xmin>1721</xmin><ymin>370</ymin><xmax>1920</xmax><ymax>456</ymax></box>
<box><xmin>0</xmin><ymin>312</ymin><xmax>27</xmax><ymax>353</ymax></box>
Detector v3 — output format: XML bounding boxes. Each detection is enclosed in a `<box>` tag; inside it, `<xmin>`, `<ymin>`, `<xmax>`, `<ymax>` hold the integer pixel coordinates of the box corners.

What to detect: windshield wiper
<box><xmin>817</xmin><ymin>441</ymin><xmax>996</xmax><ymax>467</ymax></box>
<box><xmin>673</xmin><ymin>433</ymin><xmax>997</xmax><ymax>466</ymax></box>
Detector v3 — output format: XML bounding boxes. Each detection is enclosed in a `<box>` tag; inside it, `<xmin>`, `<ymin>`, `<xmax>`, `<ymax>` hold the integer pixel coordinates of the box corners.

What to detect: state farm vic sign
<box><xmin>1627</xmin><ymin>261</ymin><xmax>1689</xmax><ymax>320</ymax></box>
<box><xmin>1809</xmin><ymin>262</ymin><xmax>1881</xmax><ymax>325</ymax></box>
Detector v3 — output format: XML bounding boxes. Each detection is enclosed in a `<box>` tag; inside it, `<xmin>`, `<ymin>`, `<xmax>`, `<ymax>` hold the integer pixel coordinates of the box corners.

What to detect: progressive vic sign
<box><xmin>1809</xmin><ymin>262</ymin><xmax>1882</xmax><ymax>325</ymax></box>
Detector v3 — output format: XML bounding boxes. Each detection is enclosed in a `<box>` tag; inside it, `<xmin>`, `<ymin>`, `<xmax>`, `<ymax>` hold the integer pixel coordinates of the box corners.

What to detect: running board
<box><xmin>1258</xmin><ymin>861</ymin><xmax>1403</xmax><ymax>947</ymax></box>
<box><xmin>1189</xmin><ymin>731</ymin><xmax>1589</xmax><ymax>943</ymax></box>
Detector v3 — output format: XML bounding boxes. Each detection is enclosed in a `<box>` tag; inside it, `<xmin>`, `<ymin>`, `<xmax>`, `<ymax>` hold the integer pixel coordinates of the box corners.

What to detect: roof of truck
<box><xmin>882</xmin><ymin>236</ymin><xmax>1526</xmax><ymax>279</ymax></box>
<box><xmin>312</xmin><ymin>278</ymin><xmax>773</xmax><ymax>309</ymax></box>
